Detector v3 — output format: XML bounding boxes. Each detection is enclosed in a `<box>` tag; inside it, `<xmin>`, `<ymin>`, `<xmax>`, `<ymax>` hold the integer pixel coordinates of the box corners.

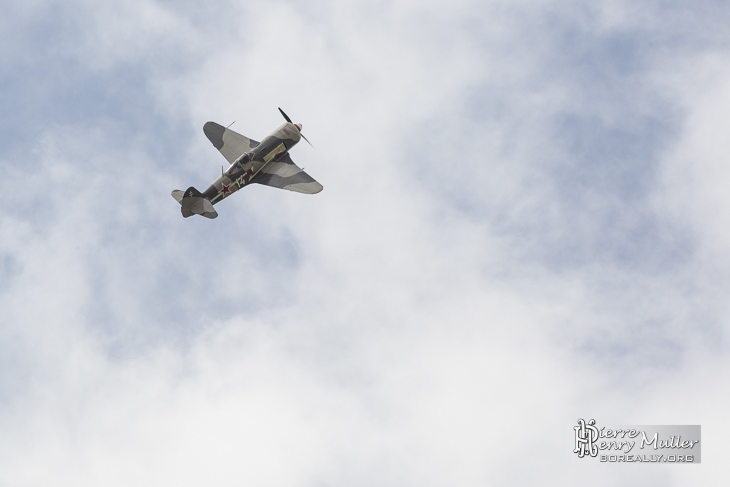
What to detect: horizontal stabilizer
<box><xmin>172</xmin><ymin>187</ymin><xmax>218</xmax><ymax>219</ymax></box>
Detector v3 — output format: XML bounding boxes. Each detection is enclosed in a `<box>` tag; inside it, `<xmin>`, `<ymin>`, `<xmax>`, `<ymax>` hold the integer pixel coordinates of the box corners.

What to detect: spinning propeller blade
<box><xmin>278</xmin><ymin>107</ymin><xmax>292</xmax><ymax>123</ymax></box>
<box><xmin>300</xmin><ymin>133</ymin><xmax>313</xmax><ymax>147</ymax></box>
<box><xmin>278</xmin><ymin>107</ymin><xmax>313</xmax><ymax>147</ymax></box>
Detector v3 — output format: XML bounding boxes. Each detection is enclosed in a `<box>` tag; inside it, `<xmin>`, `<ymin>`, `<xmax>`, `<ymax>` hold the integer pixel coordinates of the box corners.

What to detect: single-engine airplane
<box><xmin>172</xmin><ymin>108</ymin><xmax>322</xmax><ymax>219</ymax></box>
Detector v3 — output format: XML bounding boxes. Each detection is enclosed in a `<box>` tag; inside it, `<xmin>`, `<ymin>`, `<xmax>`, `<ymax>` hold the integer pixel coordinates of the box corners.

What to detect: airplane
<box><xmin>172</xmin><ymin>108</ymin><xmax>322</xmax><ymax>219</ymax></box>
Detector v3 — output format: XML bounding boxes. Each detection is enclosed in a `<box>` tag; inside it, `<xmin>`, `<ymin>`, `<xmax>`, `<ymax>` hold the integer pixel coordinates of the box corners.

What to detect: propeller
<box><xmin>278</xmin><ymin>107</ymin><xmax>313</xmax><ymax>147</ymax></box>
<box><xmin>278</xmin><ymin>107</ymin><xmax>293</xmax><ymax>123</ymax></box>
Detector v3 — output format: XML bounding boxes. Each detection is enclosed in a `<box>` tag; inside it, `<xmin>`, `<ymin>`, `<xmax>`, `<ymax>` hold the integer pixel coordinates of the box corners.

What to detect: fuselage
<box><xmin>203</xmin><ymin>122</ymin><xmax>301</xmax><ymax>204</ymax></box>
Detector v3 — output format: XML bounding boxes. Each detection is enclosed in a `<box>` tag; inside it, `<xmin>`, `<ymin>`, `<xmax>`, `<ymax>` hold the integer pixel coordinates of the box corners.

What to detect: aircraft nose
<box><xmin>294</xmin><ymin>123</ymin><xmax>302</xmax><ymax>132</ymax></box>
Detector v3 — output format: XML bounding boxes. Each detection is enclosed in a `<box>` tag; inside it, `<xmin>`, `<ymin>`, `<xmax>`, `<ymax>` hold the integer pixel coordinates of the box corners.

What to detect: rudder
<box><xmin>172</xmin><ymin>187</ymin><xmax>218</xmax><ymax>219</ymax></box>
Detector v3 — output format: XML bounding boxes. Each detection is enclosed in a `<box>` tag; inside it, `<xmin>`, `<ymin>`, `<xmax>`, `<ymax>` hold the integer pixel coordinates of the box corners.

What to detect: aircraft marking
<box><xmin>264</xmin><ymin>143</ymin><xmax>286</xmax><ymax>163</ymax></box>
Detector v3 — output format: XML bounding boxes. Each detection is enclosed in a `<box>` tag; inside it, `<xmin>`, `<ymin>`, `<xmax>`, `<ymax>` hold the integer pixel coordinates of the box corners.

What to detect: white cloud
<box><xmin>1</xmin><ymin>0</ymin><xmax>729</xmax><ymax>485</ymax></box>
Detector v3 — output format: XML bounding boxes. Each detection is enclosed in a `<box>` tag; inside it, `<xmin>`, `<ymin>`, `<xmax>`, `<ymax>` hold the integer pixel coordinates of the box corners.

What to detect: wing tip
<box><xmin>203</xmin><ymin>122</ymin><xmax>225</xmax><ymax>150</ymax></box>
<box><xmin>284</xmin><ymin>182</ymin><xmax>324</xmax><ymax>194</ymax></box>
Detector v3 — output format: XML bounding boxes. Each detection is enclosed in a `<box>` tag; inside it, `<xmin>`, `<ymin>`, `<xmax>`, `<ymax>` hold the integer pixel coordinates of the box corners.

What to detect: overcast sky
<box><xmin>1</xmin><ymin>0</ymin><xmax>729</xmax><ymax>485</ymax></box>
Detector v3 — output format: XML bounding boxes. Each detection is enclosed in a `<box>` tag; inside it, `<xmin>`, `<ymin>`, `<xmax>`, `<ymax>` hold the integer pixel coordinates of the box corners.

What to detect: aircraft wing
<box><xmin>203</xmin><ymin>122</ymin><xmax>259</xmax><ymax>164</ymax></box>
<box><xmin>252</xmin><ymin>153</ymin><xmax>323</xmax><ymax>194</ymax></box>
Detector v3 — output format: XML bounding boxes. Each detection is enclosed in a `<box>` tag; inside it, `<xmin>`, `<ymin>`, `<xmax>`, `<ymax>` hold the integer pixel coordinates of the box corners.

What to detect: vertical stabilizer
<box><xmin>171</xmin><ymin>187</ymin><xmax>218</xmax><ymax>219</ymax></box>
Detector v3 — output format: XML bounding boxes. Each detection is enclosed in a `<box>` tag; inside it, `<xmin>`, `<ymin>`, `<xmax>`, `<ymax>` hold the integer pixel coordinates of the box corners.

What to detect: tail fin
<box><xmin>171</xmin><ymin>187</ymin><xmax>218</xmax><ymax>219</ymax></box>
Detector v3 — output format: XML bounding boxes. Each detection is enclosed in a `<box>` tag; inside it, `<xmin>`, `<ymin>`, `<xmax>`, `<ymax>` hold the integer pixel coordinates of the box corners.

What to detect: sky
<box><xmin>1</xmin><ymin>0</ymin><xmax>730</xmax><ymax>484</ymax></box>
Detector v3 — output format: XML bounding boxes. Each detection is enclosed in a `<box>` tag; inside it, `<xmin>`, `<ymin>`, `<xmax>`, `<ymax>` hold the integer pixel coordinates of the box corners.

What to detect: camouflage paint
<box><xmin>172</xmin><ymin>117</ymin><xmax>322</xmax><ymax>219</ymax></box>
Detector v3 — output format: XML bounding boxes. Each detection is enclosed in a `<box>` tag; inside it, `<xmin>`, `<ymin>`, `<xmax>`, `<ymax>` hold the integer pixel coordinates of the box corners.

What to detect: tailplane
<box><xmin>171</xmin><ymin>187</ymin><xmax>218</xmax><ymax>219</ymax></box>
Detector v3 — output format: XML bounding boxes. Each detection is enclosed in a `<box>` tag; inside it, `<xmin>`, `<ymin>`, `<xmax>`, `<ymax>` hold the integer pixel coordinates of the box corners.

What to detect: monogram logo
<box><xmin>574</xmin><ymin>419</ymin><xmax>599</xmax><ymax>458</ymax></box>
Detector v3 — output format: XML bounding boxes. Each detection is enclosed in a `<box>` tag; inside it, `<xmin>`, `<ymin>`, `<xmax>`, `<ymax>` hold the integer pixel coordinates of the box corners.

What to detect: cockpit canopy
<box><xmin>238</xmin><ymin>152</ymin><xmax>252</xmax><ymax>164</ymax></box>
<box><xmin>226</xmin><ymin>152</ymin><xmax>253</xmax><ymax>175</ymax></box>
